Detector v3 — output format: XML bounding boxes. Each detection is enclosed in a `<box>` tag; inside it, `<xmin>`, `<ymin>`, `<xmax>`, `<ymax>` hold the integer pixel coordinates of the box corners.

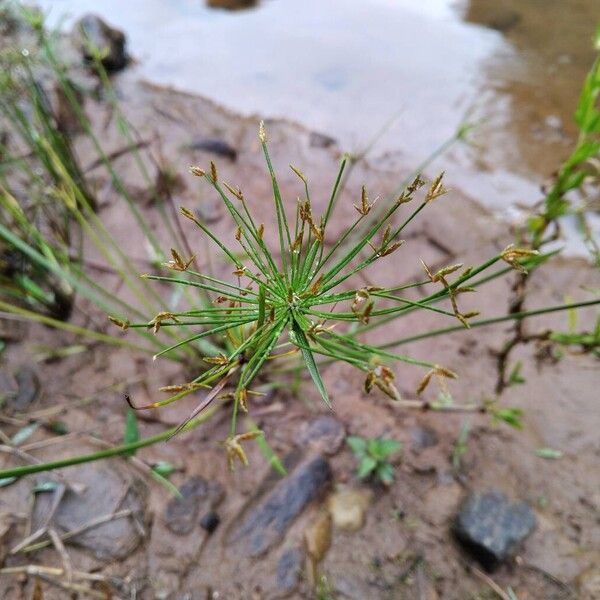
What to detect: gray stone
<box><xmin>33</xmin><ymin>464</ymin><xmax>147</xmax><ymax>561</ymax></box>
<box><xmin>487</xmin><ymin>11</ymin><xmax>520</xmax><ymax>33</ymax></box>
<box><xmin>14</xmin><ymin>366</ymin><xmax>40</xmax><ymax>410</ymax></box>
<box><xmin>199</xmin><ymin>511</ymin><xmax>220</xmax><ymax>534</ymax></box>
<box><xmin>184</xmin><ymin>138</ymin><xmax>237</xmax><ymax>161</ymax></box>
<box><xmin>228</xmin><ymin>455</ymin><xmax>332</xmax><ymax>556</ymax></box>
<box><xmin>73</xmin><ymin>15</ymin><xmax>128</xmax><ymax>72</ymax></box>
<box><xmin>454</xmin><ymin>490</ymin><xmax>536</xmax><ymax>569</ymax></box>
<box><xmin>164</xmin><ymin>476</ymin><xmax>224</xmax><ymax>535</ymax></box>
<box><xmin>276</xmin><ymin>547</ymin><xmax>304</xmax><ymax>595</ymax></box>
<box><xmin>298</xmin><ymin>415</ymin><xmax>345</xmax><ymax>456</ymax></box>
<box><xmin>309</xmin><ymin>131</ymin><xmax>336</xmax><ymax>148</ymax></box>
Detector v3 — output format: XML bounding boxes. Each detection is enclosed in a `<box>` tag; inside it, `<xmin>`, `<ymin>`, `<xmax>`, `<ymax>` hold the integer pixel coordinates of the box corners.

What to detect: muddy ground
<box><xmin>1</xmin><ymin>22</ymin><xmax>600</xmax><ymax>600</ymax></box>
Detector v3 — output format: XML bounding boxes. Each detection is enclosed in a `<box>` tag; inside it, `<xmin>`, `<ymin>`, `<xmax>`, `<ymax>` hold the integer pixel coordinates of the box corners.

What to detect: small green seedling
<box><xmin>347</xmin><ymin>435</ymin><xmax>402</xmax><ymax>485</ymax></box>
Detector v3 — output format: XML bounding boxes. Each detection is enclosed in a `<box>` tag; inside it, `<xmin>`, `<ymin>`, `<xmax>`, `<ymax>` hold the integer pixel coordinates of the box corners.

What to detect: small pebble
<box><xmin>199</xmin><ymin>511</ymin><xmax>220</xmax><ymax>534</ymax></box>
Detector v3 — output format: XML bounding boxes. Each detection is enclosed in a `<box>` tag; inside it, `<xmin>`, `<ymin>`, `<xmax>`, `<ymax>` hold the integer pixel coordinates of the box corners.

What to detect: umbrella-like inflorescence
<box><xmin>113</xmin><ymin>122</ymin><xmax>536</xmax><ymax>467</ymax></box>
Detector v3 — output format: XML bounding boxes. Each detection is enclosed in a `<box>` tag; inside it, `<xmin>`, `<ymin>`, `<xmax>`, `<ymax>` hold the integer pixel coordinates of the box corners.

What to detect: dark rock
<box><xmin>199</xmin><ymin>511</ymin><xmax>220</xmax><ymax>534</ymax></box>
<box><xmin>32</xmin><ymin>464</ymin><xmax>147</xmax><ymax>561</ymax></box>
<box><xmin>165</xmin><ymin>476</ymin><xmax>224</xmax><ymax>535</ymax></box>
<box><xmin>298</xmin><ymin>415</ymin><xmax>345</xmax><ymax>456</ymax></box>
<box><xmin>206</xmin><ymin>0</ymin><xmax>258</xmax><ymax>11</ymax></box>
<box><xmin>276</xmin><ymin>547</ymin><xmax>304</xmax><ymax>595</ymax></box>
<box><xmin>454</xmin><ymin>490</ymin><xmax>536</xmax><ymax>569</ymax></box>
<box><xmin>228</xmin><ymin>455</ymin><xmax>332</xmax><ymax>556</ymax></box>
<box><xmin>73</xmin><ymin>15</ymin><xmax>128</xmax><ymax>72</ymax></box>
<box><xmin>309</xmin><ymin>131</ymin><xmax>336</xmax><ymax>149</ymax></box>
<box><xmin>185</xmin><ymin>138</ymin><xmax>237</xmax><ymax>161</ymax></box>
<box><xmin>486</xmin><ymin>10</ymin><xmax>520</xmax><ymax>33</ymax></box>
<box><xmin>409</xmin><ymin>425</ymin><xmax>439</xmax><ymax>454</ymax></box>
<box><xmin>14</xmin><ymin>366</ymin><xmax>40</xmax><ymax>410</ymax></box>
<box><xmin>54</xmin><ymin>83</ymin><xmax>84</xmax><ymax>136</ymax></box>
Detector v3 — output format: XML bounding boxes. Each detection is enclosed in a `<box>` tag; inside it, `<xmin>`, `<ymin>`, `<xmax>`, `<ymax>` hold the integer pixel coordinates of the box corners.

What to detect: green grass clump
<box><xmin>525</xmin><ymin>23</ymin><xmax>600</xmax><ymax>261</ymax></box>
<box><xmin>0</xmin><ymin>8</ymin><xmax>224</xmax><ymax>360</ymax></box>
<box><xmin>347</xmin><ymin>436</ymin><xmax>402</xmax><ymax>485</ymax></box>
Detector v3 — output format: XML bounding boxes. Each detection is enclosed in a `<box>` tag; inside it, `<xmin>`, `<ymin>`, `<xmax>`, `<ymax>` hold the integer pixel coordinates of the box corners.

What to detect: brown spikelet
<box><xmin>180</xmin><ymin>206</ymin><xmax>195</xmax><ymax>220</ymax></box>
<box><xmin>307</xmin><ymin>215</ymin><xmax>323</xmax><ymax>242</ymax></box>
<box><xmin>351</xmin><ymin>289</ymin><xmax>374</xmax><ymax>324</ymax></box>
<box><xmin>426</xmin><ymin>172</ymin><xmax>448</xmax><ymax>202</ymax></box>
<box><xmin>189</xmin><ymin>165</ymin><xmax>205</xmax><ymax>177</ymax></box>
<box><xmin>238</xmin><ymin>388</ymin><xmax>248</xmax><ymax>412</ymax></box>
<box><xmin>159</xmin><ymin>382</ymin><xmax>209</xmax><ymax>393</ymax></box>
<box><xmin>417</xmin><ymin>365</ymin><xmax>457</xmax><ymax>395</ymax></box>
<box><xmin>165</xmin><ymin>248</ymin><xmax>195</xmax><ymax>271</ymax></box>
<box><xmin>210</xmin><ymin>161</ymin><xmax>218</xmax><ymax>183</ymax></box>
<box><xmin>379</xmin><ymin>240</ymin><xmax>404</xmax><ymax>257</ymax></box>
<box><xmin>147</xmin><ymin>312</ymin><xmax>181</xmax><ymax>335</ymax></box>
<box><xmin>204</xmin><ymin>353</ymin><xmax>229</xmax><ymax>365</ymax></box>
<box><xmin>309</xmin><ymin>274</ymin><xmax>324</xmax><ymax>295</ymax></box>
<box><xmin>108</xmin><ymin>316</ymin><xmax>129</xmax><ymax>330</ymax></box>
<box><xmin>416</xmin><ymin>370</ymin><xmax>434</xmax><ymax>395</ymax></box>
<box><xmin>224</xmin><ymin>430</ymin><xmax>263</xmax><ymax>470</ymax></box>
<box><xmin>290</xmin><ymin>164</ymin><xmax>307</xmax><ymax>183</ymax></box>
<box><xmin>354</xmin><ymin>185</ymin><xmax>373</xmax><ymax>216</ymax></box>
<box><xmin>291</xmin><ymin>231</ymin><xmax>302</xmax><ymax>250</ymax></box>
<box><xmin>501</xmin><ymin>244</ymin><xmax>539</xmax><ymax>273</ymax></box>
<box><xmin>364</xmin><ymin>371</ymin><xmax>375</xmax><ymax>393</ymax></box>
<box><xmin>407</xmin><ymin>174</ymin><xmax>426</xmax><ymax>194</ymax></box>
<box><xmin>223</xmin><ymin>181</ymin><xmax>244</xmax><ymax>200</ymax></box>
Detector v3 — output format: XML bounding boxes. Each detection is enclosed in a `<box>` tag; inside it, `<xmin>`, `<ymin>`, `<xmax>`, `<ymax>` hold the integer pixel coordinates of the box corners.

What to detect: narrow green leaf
<box><xmin>346</xmin><ymin>436</ymin><xmax>367</xmax><ymax>456</ymax></box>
<box><xmin>291</xmin><ymin>319</ymin><xmax>331</xmax><ymax>408</ymax></box>
<box><xmin>376</xmin><ymin>462</ymin><xmax>394</xmax><ymax>484</ymax></box>
<box><xmin>357</xmin><ymin>456</ymin><xmax>377</xmax><ymax>478</ymax></box>
<box><xmin>151</xmin><ymin>461</ymin><xmax>176</xmax><ymax>477</ymax></box>
<box><xmin>123</xmin><ymin>408</ymin><xmax>140</xmax><ymax>456</ymax></box>
<box><xmin>257</xmin><ymin>284</ymin><xmax>266</xmax><ymax>330</ymax></box>
<box><xmin>492</xmin><ymin>407</ymin><xmax>524</xmax><ymax>430</ymax></box>
<box><xmin>508</xmin><ymin>361</ymin><xmax>526</xmax><ymax>386</ymax></box>
<box><xmin>375</xmin><ymin>439</ymin><xmax>402</xmax><ymax>457</ymax></box>
<box><xmin>535</xmin><ymin>447</ymin><xmax>564</xmax><ymax>460</ymax></box>
<box><xmin>247</xmin><ymin>417</ymin><xmax>287</xmax><ymax>476</ymax></box>
<box><xmin>149</xmin><ymin>469</ymin><xmax>182</xmax><ymax>497</ymax></box>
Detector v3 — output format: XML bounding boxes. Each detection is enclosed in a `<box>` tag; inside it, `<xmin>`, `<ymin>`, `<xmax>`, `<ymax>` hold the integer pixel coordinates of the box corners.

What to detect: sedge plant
<box><xmin>2</xmin><ymin>128</ymin><xmax>599</xmax><ymax>482</ymax></box>
<box><xmin>0</xmin><ymin>8</ymin><xmax>223</xmax><ymax>360</ymax></box>
<box><xmin>113</xmin><ymin>121</ymin><xmax>600</xmax><ymax>468</ymax></box>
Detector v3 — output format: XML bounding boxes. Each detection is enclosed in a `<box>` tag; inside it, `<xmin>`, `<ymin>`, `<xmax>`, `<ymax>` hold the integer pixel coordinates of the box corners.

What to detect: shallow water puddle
<box><xmin>38</xmin><ymin>0</ymin><xmax>598</xmax><ymax>245</ymax></box>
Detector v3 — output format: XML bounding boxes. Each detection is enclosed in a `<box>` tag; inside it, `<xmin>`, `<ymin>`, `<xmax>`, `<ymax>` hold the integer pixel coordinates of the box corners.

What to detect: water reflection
<box><xmin>460</xmin><ymin>0</ymin><xmax>597</xmax><ymax>180</ymax></box>
<box><xmin>37</xmin><ymin>0</ymin><xmax>598</xmax><ymax>220</ymax></box>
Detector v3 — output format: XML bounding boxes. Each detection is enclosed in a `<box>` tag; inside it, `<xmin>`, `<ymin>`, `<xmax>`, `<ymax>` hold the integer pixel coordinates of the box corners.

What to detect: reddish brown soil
<box><xmin>1</xmin><ymin>65</ymin><xmax>599</xmax><ymax>599</ymax></box>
